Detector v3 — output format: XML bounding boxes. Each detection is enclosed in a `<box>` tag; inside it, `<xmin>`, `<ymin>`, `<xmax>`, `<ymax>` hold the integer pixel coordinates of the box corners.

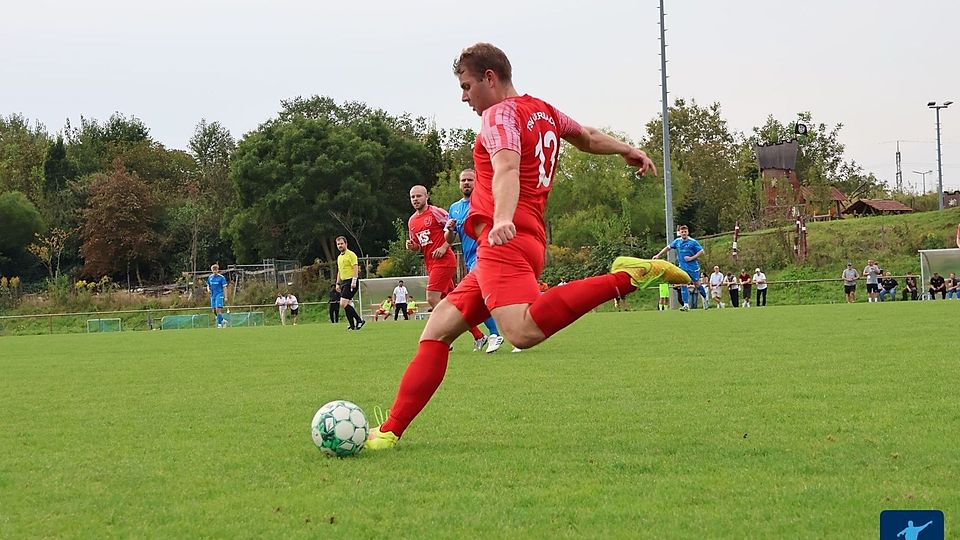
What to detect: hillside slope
<box><xmin>697</xmin><ymin>208</ymin><xmax>960</xmax><ymax>279</ymax></box>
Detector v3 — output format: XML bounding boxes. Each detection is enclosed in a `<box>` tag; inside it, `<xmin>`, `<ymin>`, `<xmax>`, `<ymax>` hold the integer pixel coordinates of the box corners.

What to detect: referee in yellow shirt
<box><xmin>335</xmin><ymin>235</ymin><xmax>365</xmax><ymax>330</ymax></box>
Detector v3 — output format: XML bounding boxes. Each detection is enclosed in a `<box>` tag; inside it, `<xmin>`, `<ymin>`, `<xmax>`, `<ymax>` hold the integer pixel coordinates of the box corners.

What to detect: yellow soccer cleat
<box><xmin>365</xmin><ymin>426</ymin><xmax>400</xmax><ymax>451</ymax></box>
<box><xmin>611</xmin><ymin>256</ymin><xmax>691</xmax><ymax>289</ymax></box>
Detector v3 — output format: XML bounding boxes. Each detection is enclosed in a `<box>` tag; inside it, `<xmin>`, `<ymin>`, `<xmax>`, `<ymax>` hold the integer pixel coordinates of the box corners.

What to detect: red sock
<box><xmin>381</xmin><ymin>340</ymin><xmax>450</xmax><ymax>438</ymax></box>
<box><xmin>468</xmin><ymin>326</ymin><xmax>484</xmax><ymax>340</ymax></box>
<box><xmin>529</xmin><ymin>273</ymin><xmax>635</xmax><ymax>338</ymax></box>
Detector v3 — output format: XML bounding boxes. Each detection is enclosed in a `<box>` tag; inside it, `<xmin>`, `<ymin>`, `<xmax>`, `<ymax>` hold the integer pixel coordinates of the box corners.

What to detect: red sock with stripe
<box><xmin>468</xmin><ymin>326</ymin><xmax>484</xmax><ymax>340</ymax></box>
<box><xmin>381</xmin><ymin>339</ymin><xmax>449</xmax><ymax>438</ymax></box>
<box><xmin>529</xmin><ymin>273</ymin><xmax>635</xmax><ymax>338</ymax></box>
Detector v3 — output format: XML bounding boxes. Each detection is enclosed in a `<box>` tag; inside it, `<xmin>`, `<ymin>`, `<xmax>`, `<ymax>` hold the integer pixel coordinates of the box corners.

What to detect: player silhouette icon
<box><xmin>897</xmin><ymin>520</ymin><xmax>933</xmax><ymax>540</ymax></box>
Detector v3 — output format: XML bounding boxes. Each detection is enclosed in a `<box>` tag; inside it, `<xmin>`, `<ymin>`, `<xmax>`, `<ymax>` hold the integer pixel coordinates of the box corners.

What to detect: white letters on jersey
<box><xmin>416</xmin><ymin>230</ymin><xmax>431</xmax><ymax>246</ymax></box>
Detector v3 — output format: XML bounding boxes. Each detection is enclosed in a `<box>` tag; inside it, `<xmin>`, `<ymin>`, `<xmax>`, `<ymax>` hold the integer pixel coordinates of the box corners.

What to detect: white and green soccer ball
<box><xmin>311</xmin><ymin>400</ymin><xmax>369</xmax><ymax>457</ymax></box>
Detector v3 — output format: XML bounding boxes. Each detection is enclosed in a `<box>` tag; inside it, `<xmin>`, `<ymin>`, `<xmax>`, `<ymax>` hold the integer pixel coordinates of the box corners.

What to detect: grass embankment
<box><xmin>1</xmin><ymin>303</ymin><xmax>956</xmax><ymax>538</ymax></box>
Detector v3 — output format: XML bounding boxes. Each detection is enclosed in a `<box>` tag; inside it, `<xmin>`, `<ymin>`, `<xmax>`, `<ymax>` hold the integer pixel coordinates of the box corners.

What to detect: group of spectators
<box><xmin>841</xmin><ymin>259</ymin><xmax>960</xmax><ymax>302</ymax></box>
<box><xmin>656</xmin><ymin>266</ymin><xmax>768</xmax><ymax>310</ymax></box>
<box><xmin>273</xmin><ymin>291</ymin><xmax>300</xmax><ymax>325</ymax></box>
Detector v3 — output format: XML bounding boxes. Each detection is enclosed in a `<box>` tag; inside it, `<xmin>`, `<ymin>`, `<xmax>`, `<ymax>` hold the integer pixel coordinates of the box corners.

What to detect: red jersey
<box><xmin>466</xmin><ymin>95</ymin><xmax>582</xmax><ymax>246</ymax></box>
<box><xmin>408</xmin><ymin>205</ymin><xmax>456</xmax><ymax>269</ymax></box>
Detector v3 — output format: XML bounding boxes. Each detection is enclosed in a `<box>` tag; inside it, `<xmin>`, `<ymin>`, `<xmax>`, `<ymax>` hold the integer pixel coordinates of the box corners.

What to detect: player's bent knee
<box><xmin>497</xmin><ymin>320</ymin><xmax>544</xmax><ymax>350</ymax></box>
<box><xmin>419</xmin><ymin>300</ymin><xmax>469</xmax><ymax>344</ymax></box>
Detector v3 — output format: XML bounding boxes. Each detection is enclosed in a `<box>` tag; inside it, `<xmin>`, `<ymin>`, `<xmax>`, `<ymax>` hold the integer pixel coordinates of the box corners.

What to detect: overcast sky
<box><xmin>3</xmin><ymin>0</ymin><xmax>958</xmax><ymax>191</ymax></box>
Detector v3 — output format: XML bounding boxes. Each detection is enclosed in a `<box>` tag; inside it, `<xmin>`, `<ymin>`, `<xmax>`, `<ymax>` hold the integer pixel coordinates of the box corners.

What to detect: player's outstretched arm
<box><xmin>562</xmin><ymin>126</ymin><xmax>657</xmax><ymax>177</ymax></box>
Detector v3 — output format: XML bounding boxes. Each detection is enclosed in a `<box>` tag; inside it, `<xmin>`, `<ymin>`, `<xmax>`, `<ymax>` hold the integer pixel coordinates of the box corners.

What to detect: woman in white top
<box><xmin>275</xmin><ymin>293</ymin><xmax>287</xmax><ymax>325</ymax></box>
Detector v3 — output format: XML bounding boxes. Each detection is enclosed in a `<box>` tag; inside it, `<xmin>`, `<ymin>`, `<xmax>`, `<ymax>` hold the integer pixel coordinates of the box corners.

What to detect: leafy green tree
<box><xmin>42</xmin><ymin>135</ymin><xmax>78</xmax><ymax>229</ymax></box>
<box><xmin>80</xmin><ymin>160</ymin><xmax>161</xmax><ymax>284</ymax></box>
<box><xmin>0</xmin><ymin>191</ymin><xmax>45</xmax><ymax>273</ymax></box>
<box><xmin>173</xmin><ymin>119</ymin><xmax>237</xmax><ymax>273</ymax></box>
<box><xmin>644</xmin><ymin>99</ymin><xmax>749</xmax><ymax>235</ymax></box>
<box><xmin>0</xmin><ymin>114</ymin><xmax>51</xmax><ymax>205</ymax></box>
<box><xmin>228</xmin><ymin>99</ymin><xmax>439</xmax><ymax>264</ymax></box>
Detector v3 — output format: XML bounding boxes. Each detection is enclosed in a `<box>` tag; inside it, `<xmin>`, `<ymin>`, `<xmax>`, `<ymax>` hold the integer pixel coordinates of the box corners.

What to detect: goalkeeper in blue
<box><xmin>445</xmin><ymin>168</ymin><xmax>504</xmax><ymax>353</ymax></box>
<box><xmin>652</xmin><ymin>224</ymin><xmax>707</xmax><ymax>311</ymax></box>
<box><xmin>207</xmin><ymin>263</ymin><xmax>229</xmax><ymax>328</ymax></box>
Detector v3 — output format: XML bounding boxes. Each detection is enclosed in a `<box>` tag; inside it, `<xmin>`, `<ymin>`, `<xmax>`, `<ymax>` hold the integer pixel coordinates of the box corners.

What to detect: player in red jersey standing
<box><xmin>367</xmin><ymin>43</ymin><xmax>689</xmax><ymax>450</ymax></box>
<box><xmin>407</xmin><ymin>185</ymin><xmax>488</xmax><ymax>350</ymax></box>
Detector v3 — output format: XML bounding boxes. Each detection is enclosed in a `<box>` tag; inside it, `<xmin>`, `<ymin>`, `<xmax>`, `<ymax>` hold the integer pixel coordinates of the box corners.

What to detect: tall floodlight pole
<box><xmin>659</xmin><ymin>0</ymin><xmax>674</xmax><ymax>255</ymax></box>
<box><xmin>927</xmin><ymin>101</ymin><xmax>952</xmax><ymax>210</ymax></box>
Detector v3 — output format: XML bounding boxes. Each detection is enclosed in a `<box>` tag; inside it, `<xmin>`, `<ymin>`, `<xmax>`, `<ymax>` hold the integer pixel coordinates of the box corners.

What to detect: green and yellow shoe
<box><xmin>366</xmin><ymin>426</ymin><xmax>400</xmax><ymax>451</ymax></box>
<box><xmin>365</xmin><ymin>407</ymin><xmax>400</xmax><ymax>451</ymax></box>
<box><xmin>610</xmin><ymin>256</ymin><xmax>691</xmax><ymax>289</ymax></box>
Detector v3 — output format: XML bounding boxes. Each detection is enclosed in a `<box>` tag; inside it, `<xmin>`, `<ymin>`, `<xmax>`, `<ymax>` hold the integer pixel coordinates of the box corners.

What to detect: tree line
<box><xmin>0</xmin><ymin>95</ymin><xmax>894</xmax><ymax>288</ymax></box>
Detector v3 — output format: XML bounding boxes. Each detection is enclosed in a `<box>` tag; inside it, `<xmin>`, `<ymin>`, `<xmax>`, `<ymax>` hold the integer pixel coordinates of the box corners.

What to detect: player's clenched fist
<box><xmin>487</xmin><ymin>221</ymin><xmax>516</xmax><ymax>246</ymax></box>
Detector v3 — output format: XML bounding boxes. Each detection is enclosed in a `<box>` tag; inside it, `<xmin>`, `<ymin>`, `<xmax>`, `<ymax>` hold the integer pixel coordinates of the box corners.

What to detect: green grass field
<box><xmin>2</xmin><ymin>302</ymin><xmax>957</xmax><ymax>538</ymax></box>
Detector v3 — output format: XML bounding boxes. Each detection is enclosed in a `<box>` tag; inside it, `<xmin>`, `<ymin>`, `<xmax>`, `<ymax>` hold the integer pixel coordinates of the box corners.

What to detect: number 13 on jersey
<box><xmin>535</xmin><ymin>129</ymin><xmax>558</xmax><ymax>188</ymax></box>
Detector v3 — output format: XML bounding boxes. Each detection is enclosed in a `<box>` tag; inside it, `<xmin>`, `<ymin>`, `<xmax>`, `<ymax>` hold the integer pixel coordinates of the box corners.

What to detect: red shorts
<box><xmin>426</xmin><ymin>264</ymin><xmax>456</xmax><ymax>295</ymax></box>
<box><xmin>447</xmin><ymin>232</ymin><xmax>544</xmax><ymax>326</ymax></box>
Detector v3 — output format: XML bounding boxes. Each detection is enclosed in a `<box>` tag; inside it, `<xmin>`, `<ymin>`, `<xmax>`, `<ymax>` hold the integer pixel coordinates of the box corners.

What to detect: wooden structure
<box><xmin>754</xmin><ymin>141</ymin><xmax>849</xmax><ymax>220</ymax></box>
<box><xmin>943</xmin><ymin>190</ymin><xmax>960</xmax><ymax>209</ymax></box>
<box><xmin>841</xmin><ymin>199</ymin><xmax>914</xmax><ymax>217</ymax></box>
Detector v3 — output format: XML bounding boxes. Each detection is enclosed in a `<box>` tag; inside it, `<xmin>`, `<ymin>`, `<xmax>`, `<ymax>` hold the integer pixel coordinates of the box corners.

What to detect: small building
<box><xmin>799</xmin><ymin>185</ymin><xmax>849</xmax><ymax>218</ymax></box>
<box><xmin>944</xmin><ymin>190</ymin><xmax>960</xmax><ymax>209</ymax></box>
<box><xmin>842</xmin><ymin>199</ymin><xmax>915</xmax><ymax>217</ymax></box>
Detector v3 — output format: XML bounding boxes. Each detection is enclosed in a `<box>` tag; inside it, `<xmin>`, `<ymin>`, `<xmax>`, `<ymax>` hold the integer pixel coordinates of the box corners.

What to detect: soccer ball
<box><xmin>311</xmin><ymin>400</ymin><xmax>369</xmax><ymax>457</ymax></box>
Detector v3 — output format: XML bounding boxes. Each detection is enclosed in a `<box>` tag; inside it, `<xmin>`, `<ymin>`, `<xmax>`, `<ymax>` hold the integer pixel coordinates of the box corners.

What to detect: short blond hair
<box><xmin>211</xmin><ymin>263</ymin><xmax>219</xmax><ymax>272</ymax></box>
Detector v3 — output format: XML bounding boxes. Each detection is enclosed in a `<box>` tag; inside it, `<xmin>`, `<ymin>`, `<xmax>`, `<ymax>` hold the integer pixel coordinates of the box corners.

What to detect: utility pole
<box><xmin>912</xmin><ymin>170</ymin><xmax>932</xmax><ymax>194</ymax></box>
<box><xmin>658</xmin><ymin>0</ymin><xmax>676</xmax><ymax>308</ymax></box>
<box><xmin>895</xmin><ymin>141</ymin><xmax>903</xmax><ymax>192</ymax></box>
<box><xmin>659</xmin><ymin>0</ymin><xmax>674</xmax><ymax>254</ymax></box>
<box><xmin>928</xmin><ymin>101</ymin><xmax>952</xmax><ymax>210</ymax></box>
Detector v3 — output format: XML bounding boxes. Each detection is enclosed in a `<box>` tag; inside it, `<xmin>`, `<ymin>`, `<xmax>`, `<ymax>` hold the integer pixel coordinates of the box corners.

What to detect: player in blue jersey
<box><xmin>444</xmin><ymin>168</ymin><xmax>504</xmax><ymax>353</ymax></box>
<box><xmin>207</xmin><ymin>263</ymin><xmax>229</xmax><ymax>328</ymax></box>
<box><xmin>652</xmin><ymin>225</ymin><xmax>708</xmax><ymax>311</ymax></box>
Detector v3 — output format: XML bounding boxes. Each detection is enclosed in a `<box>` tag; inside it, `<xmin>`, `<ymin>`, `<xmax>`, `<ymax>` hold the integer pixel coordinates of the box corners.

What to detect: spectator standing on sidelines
<box><xmin>929</xmin><ymin>272</ymin><xmax>946</xmax><ymax>300</ymax></box>
<box><xmin>328</xmin><ymin>283</ymin><xmax>340</xmax><ymax>323</ymax></box>
<box><xmin>863</xmin><ymin>259</ymin><xmax>882</xmax><ymax>303</ymax></box>
<box><xmin>753</xmin><ymin>267</ymin><xmax>768</xmax><ymax>306</ymax></box>
<box><xmin>902</xmin><ymin>271</ymin><xmax>919</xmax><ymax>301</ymax></box>
<box><xmin>335</xmin><ymin>235</ymin><xmax>365</xmax><ymax>330</ymax></box>
<box><xmin>392</xmin><ymin>280</ymin><xmax>410</xmax><ymax>320</ymax></box>
<box><xmin>657</xmin><ymin>283</ymin><xmax>670</xmax><ymax>311</ymax></box>
<box><xmin>276</xmin><ymin>292</ymin><xmax>288</xmax><ymax>325</ymax></box>
<box><xmin>739</xmin><ymin>268</ymin><xmax>752</xmax><ymax>308</ymax></box>
<box><xmin>286</xmin><ymin>292</ymin><xmax>299</xmax><ymax>325</ymax></box>
<box><xmin>842</xmin><ymin>262</ymin><xmax>859</xmax><ymax>303</ymax></box>
<box><xmin>709</xmin><ymin>265</ymin><xmax>725</xmax><ymax>308</ymax></box>
<box><xmin>724</xmin><ymin>271</ymin><xmax>740</xmax><ymax>308</ymax></box>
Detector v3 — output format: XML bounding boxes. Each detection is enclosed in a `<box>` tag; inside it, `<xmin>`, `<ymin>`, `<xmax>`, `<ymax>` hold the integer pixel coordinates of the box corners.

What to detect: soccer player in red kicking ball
<box><xmin>406</xmin><ymin>184</ymin><xmax>488</xmax><ymax>350</ymax></box>
<box><xmin>367</xmin><ymin>43</ymin><xmax>689</xmax><ymax>450</ymax></box>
